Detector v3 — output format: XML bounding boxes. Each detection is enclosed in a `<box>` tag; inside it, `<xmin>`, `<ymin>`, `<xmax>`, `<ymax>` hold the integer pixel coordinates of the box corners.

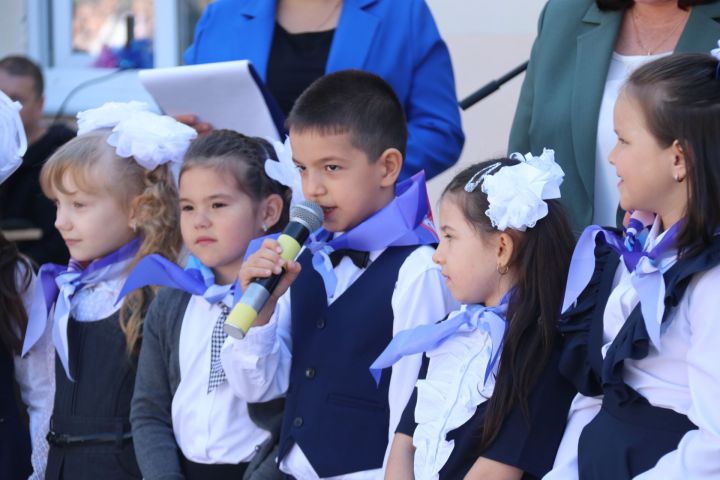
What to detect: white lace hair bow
<box><xmin>264</xmin><ymin>136</ymin><xmax>305</xmax><ymax>207</ymax></box>
<box><xmin>465</xmin><ymin>148</ymin><xmax>564</xmax><ymax>231</ymax></box>
<box><xmin>76</xmin><ymin>101</ymin><xmax>152</xmax><ymax>136</ymax></box>
<box><xmin>0</xmin><ymin>90</ymin><xmax>27</xmax><ymax>185</ymax></box>
<box><xmin>76</xmin><ymin>101</ymin><xmax>196</xmax><ymax>174</ymax></box>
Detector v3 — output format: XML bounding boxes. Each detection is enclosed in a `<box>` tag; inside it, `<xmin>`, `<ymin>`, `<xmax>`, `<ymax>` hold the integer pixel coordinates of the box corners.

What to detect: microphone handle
<box><xmin>224</xmin><ymin>222</ymin><xmax>311</xmax><ymax>338</ymax></box>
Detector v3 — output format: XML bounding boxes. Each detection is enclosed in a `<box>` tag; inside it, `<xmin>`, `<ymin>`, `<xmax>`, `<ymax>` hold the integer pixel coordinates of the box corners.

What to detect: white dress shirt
<box><xmin>546</xmin><ymin>220</ymin><xmax>720</xmax><ymax>479</ymax></box>
<box><xmin>221</xmin><ymin>245</ymin><xmax>458</xmax><ymax>479</ymax></box>
<box><xmin>172</xmin><ymin>293</ymin><xmax>270</xmax><ymax>464</ymax></box>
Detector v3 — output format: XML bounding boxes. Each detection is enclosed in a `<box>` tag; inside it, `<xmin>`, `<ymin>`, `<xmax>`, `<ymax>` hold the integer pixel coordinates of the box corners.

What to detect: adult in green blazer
<box><xmin>508</xmin><ymin>0</ymin><xmax>720</xmax><ymax>233</ymax></box>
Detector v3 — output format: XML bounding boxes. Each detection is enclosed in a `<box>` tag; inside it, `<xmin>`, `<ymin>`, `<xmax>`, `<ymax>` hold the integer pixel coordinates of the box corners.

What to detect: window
<box><xmin>26</xmin><ymin>0</ymin><xmax>211</xmax><ymax>114</ymax></box>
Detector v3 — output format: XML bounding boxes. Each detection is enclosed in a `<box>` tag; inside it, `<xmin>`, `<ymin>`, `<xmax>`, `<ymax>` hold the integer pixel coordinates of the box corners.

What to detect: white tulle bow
<box><xmin>0</xmin><ymin>90</ymin><xmax>27</xmax><ymax>185</ymax></box>
<box><xmin>264</xmin><ymin>136</ymin><xmax>304</xmax><ymax>206</ymax></box>
<box><xmin>76</xmin><ymin>101</ymin><xmax>152</xmax><ymax>136</ymax></box>
<box><xmin>107</xmin><ymin>111</ymin><xmax>197</xmax><ymax>171</ymax></box>
<box><xmin>481</xmin><ymin>148</ymin><xmax>564</xmax><ymax>231</ymax></box>
<box><xmin>77</xmin><ymin>101</ymin><xmax>196</xmax><ymax>175</ymax></box>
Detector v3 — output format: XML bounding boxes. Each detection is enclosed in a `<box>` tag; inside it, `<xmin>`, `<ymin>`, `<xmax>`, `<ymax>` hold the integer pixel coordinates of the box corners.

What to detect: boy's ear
<box><xmin>377</xmin><ymin>147</ymin><xmax>403</xmax><ymax>187</ymax></box>
<box><xmin>260</xmin><ymin>193</ymin><xmax>284</xmax><ymax>231</ymax></box>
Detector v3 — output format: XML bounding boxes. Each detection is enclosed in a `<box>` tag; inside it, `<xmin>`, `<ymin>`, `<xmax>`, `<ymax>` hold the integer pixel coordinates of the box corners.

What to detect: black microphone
<box><xmin>224</xmin><ymin>200</ymin><xmax>324</xmax><ymax>339</ymax></box>
<box><xmin>458</xmin><ymin>61</ymin><xmax>529</xmax><ymax>110</ymax></box>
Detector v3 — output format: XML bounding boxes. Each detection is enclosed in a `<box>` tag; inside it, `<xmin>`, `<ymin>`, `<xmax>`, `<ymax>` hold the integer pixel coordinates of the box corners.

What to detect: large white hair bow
<box><xmin>0</xmin><ymin>90</ymin><xmax>27</xmax><ymax>185</ymax></box>
<box><xmin>76</xmin><ymin>101</ymin><xmax>152</xmax><ymax>136</ymax></box>
<box><xmin>108</xmin><ymin>111</ymin><xmax>197</xmax><ymax>171</ymax></box>
<box><xmin>264</xmin><ymin>136</ymin><xmax>304</xmax><ymax>207</ymax></box>
<box><xmin>480</xmin><ymin>148</ymin><xmax>564</xmax><ymax>231</ymax></box>
<box><xmin>77</xmin><ymin>101</ymin><xmax>196</xmax><ymax>174</ymax></box>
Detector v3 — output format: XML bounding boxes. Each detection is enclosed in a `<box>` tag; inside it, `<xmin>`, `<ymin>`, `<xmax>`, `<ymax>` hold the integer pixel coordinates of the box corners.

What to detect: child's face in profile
<box><xmin>433</xmin><ymin>195</ymin><xmax>504</xmax><ymax>306</ymax></box>
<box><xmin>290</xmin><ymin>128</ymin><xmax>395</xmax><ymax>232</ymax></box>
<box><xmin>51</xmin><ymin>171</ymin><xmax>135</xmax><ymax>263</ymax></box>
<box><xmin>179</xmin><ymin>166</ymin><xmax>264</xmax><ymax>285</ymax></box>
<box><xmin>609</xmin><ymin>92</ymin><xmax>679</xmax><ymax>217</ymax></box>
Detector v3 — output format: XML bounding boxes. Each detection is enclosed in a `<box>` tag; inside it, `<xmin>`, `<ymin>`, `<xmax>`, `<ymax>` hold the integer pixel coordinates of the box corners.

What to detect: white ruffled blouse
<box><xmin>412</xmin><ymin>307</ymin><xmax>500</xmax><ymax>480</ymax></box>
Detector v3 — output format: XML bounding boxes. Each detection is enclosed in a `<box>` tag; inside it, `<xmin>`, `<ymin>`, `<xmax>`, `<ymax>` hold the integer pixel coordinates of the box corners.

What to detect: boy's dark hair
<box><xmin>596</xmin><ymin>0</ymin><xmax>712</xmax><ymax>10</ymax></box>
<box><xmin>286</xmin><ymin>69</ymin><xmax>408</xmax><ymax>161</ymax></box>
<box><xmin>0</xmin><ymin>55</ymin><xmax>44</xmax><ymax>98</ymax></box>
<box><xmin>442</xmin><ymin>158</ymin><xmax>575</xmax><ymax>451</ymax></box>
<box><xmin>624</xmin><ymin>53</ymin><xmax>720</xmax><ymax>258</ymax></box>
<box><xmin>181</xmin><ymin>129</ymin><xmax>291</xmax><ymax>233</ymax></box>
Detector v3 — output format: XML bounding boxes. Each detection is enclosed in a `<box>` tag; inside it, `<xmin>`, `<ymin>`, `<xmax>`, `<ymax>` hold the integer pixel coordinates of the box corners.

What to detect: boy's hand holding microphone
<box><xmin>224</xmin><ymin>201</ymin><xmax>324</xmax><ymax>338</ymax></box>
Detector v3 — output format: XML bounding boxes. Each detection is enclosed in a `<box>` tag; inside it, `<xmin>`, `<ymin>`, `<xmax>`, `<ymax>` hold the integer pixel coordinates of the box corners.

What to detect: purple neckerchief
<box><xmin>117</xmin><ymin>254</ymin><xmax>241</xmax><ymax>306</ymax></box>
<box><xmin>562</xmin><ymin>217</ymin><xmax>680</xmax><ymax>350</ymax></box>
<box><xmin>307</xmin><ymin>171</ymin><xmax>438</xmax><ymax>302</ymax></box>
<box><xmin>116</xmin><ymin>234</ymin><xmax>278</xmax><ymax>306</ymax></box>
<box><xmin>369</xmin><ymin>294</ymin><xmax>510</xmax><ymax>386</ymax></box>
<box><xmin>22</xmin><ymin>238</ymin><xmax>140</xmax><ymax>380</ymax></box>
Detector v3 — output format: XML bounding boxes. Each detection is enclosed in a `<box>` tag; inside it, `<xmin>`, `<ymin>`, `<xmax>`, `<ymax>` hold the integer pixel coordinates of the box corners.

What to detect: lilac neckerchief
<box><xmin>307</xmin><ymin>171</ymin><xmax>438</xmax><ymax>302</ymax></box>
<box><xmin>562</xmin><ymin>214</ymin><xmax>680</xmax><ymax>350</ymax></box>
<box><xmin>117</xmin><ymin>254</ymin><xmax>241</xmax><ymax>306</ymax></box>
<box><xmin>369</xmin><ymin>294</ymin><xmax>510</xmax><ymax>386</ymax></box>
<box><xmin>116</xmin><ymin>234</ymin><xmax>278</xmax><ymax>306</ymax></box>
<box><xmin>22</xmin><ymin>238</ymin><xmax>140</xmax><ymax>380</ymax></box>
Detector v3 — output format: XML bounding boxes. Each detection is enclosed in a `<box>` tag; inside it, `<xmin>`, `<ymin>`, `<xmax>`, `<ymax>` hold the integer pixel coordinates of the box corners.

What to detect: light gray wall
<box><xmin>425</xmin><ymin>0</ymin><xmax>544</xmax><ymax>206</ymax></box>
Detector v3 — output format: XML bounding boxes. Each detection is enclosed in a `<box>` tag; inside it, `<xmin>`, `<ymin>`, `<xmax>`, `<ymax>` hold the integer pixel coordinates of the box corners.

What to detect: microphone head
<box><xmin>290</xmin><ymin>200</ymin><xmax>324</xmax><ymax>232</ymax></box>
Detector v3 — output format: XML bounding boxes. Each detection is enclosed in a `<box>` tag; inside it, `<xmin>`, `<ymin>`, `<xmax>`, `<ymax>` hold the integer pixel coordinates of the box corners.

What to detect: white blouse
<box><xmin>14</xmin><ymin>267</ymin><xmax>54</xmax><ymax>480</ymax></box>
<box><xmin>412</xmin><ymin>306</ymin><xmax>498</xmax><ymax>480</ymax></box>
<box><xmin>171</xmin><ymin>293</ymin><xmax>270</xmax><ymax>464</ymax></box>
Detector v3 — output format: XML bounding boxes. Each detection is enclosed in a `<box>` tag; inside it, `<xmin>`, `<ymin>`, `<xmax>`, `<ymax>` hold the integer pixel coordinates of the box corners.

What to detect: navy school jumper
<box><xmin>559</xmin><ymin>233</ymin><xmax>720</xmax><ymax>479</ymax></box>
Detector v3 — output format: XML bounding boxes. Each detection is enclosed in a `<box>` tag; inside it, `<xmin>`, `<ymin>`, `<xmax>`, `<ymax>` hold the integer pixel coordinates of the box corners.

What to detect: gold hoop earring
<box><xmin>496</xmin><ymin>264</ymin><xmax>509</xmax><ymax>275</ymax></box>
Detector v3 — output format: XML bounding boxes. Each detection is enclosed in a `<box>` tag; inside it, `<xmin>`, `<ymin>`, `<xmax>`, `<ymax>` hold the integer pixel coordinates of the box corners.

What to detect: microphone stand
<box><xmin>458</xmin><ymin>61</ymin><xmax>529</xmax><ymax>111</ymax></box>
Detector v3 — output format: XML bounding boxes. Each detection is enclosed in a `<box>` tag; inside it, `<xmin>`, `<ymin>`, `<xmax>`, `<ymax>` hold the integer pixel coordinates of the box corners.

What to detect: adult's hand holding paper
<box><xmin>139</xmin><ymin>60</ymin><xmax>285</xmax><ymax>141</ymax></box>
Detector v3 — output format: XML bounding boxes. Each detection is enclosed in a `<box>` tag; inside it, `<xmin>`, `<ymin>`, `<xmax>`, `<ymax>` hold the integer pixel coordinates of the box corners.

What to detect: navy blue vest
<box><xmin>561</xmin><ymin>234</ymin><xmax>720</xmax><ymax>479</ymax></box>
<box><xmin>278</xmin><ymin>246</ymin><xmax>415</xmax><ymax>477</ymax></box>
<box><xmin>0</xmin><ymin>346</ymin><xmax>32</xmax><ymax>480</ymax></box>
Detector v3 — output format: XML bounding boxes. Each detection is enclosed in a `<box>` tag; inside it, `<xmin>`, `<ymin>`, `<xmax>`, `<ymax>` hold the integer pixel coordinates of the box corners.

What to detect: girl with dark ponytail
<box><xmin>378</xmin><ymin>153</ymin><xmax>576</xmax><ymax>480</ymax></box>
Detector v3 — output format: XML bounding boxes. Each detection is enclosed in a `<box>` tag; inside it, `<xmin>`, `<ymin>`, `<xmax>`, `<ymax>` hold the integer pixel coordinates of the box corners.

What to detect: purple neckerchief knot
<box><xmin>562</xmin><ymin>215</ymin><xmax>680</xmax><ymax>350</ymax></box>
<box><xmin>22</xmin><ymin>238</ymin><xmax>140</xmax><ymax>380</ymax></box>
<box><xmin>369</xmin><ymin>294</ymin><xmax>510</xmax><ymax>386</ymax></box>
<box><xmin>117</xmin><ymin>254</ymin><xmax>241</xmax><ymax>307</ymax></box>
<box><xmin>117</xmin><ymin>234</ymin><xmax>277</xmax><ymax>307</ymax></box>
<box><xmin>309</xmin><ymin>171</ymin><xmax>438</xmax><ymax>302</ymax></box>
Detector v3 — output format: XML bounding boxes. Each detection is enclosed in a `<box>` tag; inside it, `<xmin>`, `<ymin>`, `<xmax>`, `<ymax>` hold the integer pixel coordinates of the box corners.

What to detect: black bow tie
<box><xmin>328</xmin><ymin>248</ymin><xmax>370</xmax><ymax>269</ymax></box>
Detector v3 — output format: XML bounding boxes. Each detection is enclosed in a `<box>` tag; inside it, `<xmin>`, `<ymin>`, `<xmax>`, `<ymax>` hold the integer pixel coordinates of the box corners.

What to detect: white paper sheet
<box><xmin>139</xmin><ymin>60</ymin><xmax>283</xmax><ymax>141</ymax></box>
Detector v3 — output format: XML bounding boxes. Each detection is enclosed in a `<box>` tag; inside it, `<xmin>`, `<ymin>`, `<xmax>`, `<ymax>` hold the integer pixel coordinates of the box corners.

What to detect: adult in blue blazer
<box><xmin>508</xmin><ymin>0</ymin><xmax>720</xmax><ymax>233</ymax></box>
<box><xmin>184</xmin><ymin>0</ymin><xmax>465</xmax><ymax>181</ymax></box>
